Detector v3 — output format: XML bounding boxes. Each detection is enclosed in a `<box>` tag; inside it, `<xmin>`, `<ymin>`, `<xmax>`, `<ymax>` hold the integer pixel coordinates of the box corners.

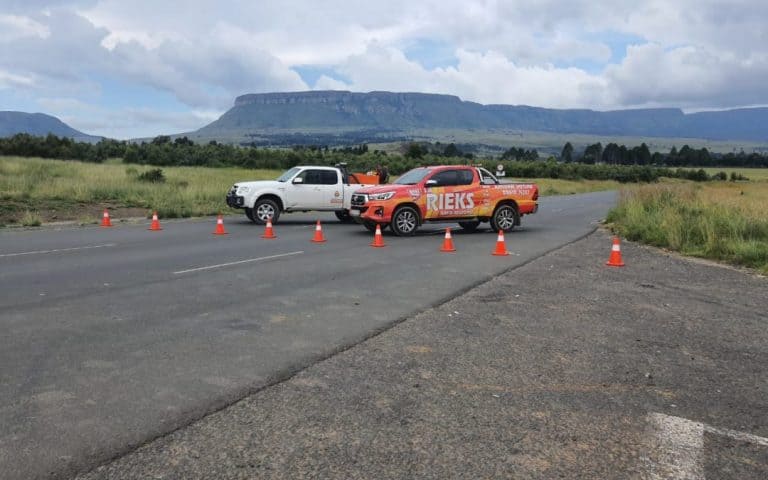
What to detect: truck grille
<box><xmin>351</xmin><ymin>194</ymin><xmax>367</xmax><ymax>206</ymax></box>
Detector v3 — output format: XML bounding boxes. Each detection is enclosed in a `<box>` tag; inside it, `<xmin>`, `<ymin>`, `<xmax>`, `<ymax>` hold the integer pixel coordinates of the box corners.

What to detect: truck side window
<box><xmin>456</xmin><ymin>169</ymin><xmax>474</xmax><ymax>185</ymax></box>
<box><xmin>429</xmin><ymin>170</ymin><xmax>458</xmax><ymax>186</ymax></box>
<box><xmin>299</xmin><ymin>170</ymin><xmax>322</xmax><ymax>185</ymax></box>
<box><xmin>319</xmin><ymin>170</ymin><xmax>339</xmax><ymax>185</ymax></box>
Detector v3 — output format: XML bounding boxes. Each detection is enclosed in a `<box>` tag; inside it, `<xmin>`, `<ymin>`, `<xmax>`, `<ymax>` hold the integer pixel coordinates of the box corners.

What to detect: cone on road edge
<box><xmin>311</xmin><ymin>220</ymin><xmax>326</xmax><ymax>243</ymax></box>
<box><xmin>213</xmin><ymin>214</ymin><xmax>227</xmax><ymax>235</ymax></box>
<box><xmin>261</xmin><ymin>217</ymin><xmax>276</xmax><ymax>239</ymax></box>
<box><xmin>100</xmin><ymin>209</ymin><xmax>112</xmax><ymax>228</ymax></box>
<box><xmin>492</xmin><ymin>230</ymin><xmax>509</xmax><ymax>256</ymax></box>
<box><xmin>440</xmin><ymin>227</ymin><xmax>456</xmax><ymax>253</ymax></box>
<box><xmin>606</xmin><ymin>236</ymin><xmax>625</xmax><ymax>267</ymax></box>
<box><xmin>148</xmin><ymin>211</ymin><xmax>162</xmax><ymax>231</ymax></box>
<box><xmin>370</xmin><ymin>224</ymin><xmax>385</xmax><ymax>248</ymax></box>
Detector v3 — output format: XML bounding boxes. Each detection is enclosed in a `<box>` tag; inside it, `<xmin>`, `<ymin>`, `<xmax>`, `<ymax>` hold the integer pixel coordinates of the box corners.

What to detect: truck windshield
<box><xmin>394</xmin><ymin>168</ymin><xmax>431</xmax><ymax>185</ymax></box>
<box><xmin>276</xmin><ymin>167</ymin><xmax>301</xmax><ymax>182</ymax></box>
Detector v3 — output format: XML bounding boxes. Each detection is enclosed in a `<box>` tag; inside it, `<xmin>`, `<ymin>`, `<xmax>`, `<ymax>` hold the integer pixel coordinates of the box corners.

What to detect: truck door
<box><xmin>286</xmin><ymin>169</ymin><xmax>341</xmax><ymax>209</ymax></box>
<box><xmin>424</xmin><ymin>168</ymin><xmax>479</xmax><ymax>219</ymax></box>
<box><xmin>316</xmin><ymin>170</ymin><xmax>344</xmax><ymax>209</ymax></box>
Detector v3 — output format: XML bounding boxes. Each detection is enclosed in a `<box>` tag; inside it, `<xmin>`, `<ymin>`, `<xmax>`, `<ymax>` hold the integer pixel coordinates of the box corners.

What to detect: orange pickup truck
<box><xmin>350</xmin><ymin>165</ymin><xmax>538</xmax><ymax>236</ymax></box>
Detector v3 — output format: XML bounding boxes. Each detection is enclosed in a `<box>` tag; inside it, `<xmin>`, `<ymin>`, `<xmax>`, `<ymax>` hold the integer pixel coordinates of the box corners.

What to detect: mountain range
<box><xmin>194</xmin><ymin>91</ymin><xmax>768</xmax><ymax>143</ymax></box>
<box><xmin>2</xmin><ymin>92</ymin><xmax>768</xmax><ymax>145</ymax></box>
<box><xmin>0</xmin><ymin>111</ymin><xmax>101</xmax><ymax>142</ymax></box>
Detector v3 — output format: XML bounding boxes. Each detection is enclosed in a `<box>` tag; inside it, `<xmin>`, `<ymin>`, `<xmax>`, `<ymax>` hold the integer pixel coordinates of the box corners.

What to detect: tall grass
<box><xmin>0</xmin><ymin>156</ymin><xmax>280</xmax><ymax>219</ymax></box>
<box><xmin>606</xmin><ymin>182</ymin><xmax>768</xmax><ymax>273</ymax></box>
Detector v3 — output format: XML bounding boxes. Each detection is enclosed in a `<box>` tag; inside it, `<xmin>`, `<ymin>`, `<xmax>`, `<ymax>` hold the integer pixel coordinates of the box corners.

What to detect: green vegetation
<box><xmin>606</xmin><ymin>182</ymin><xmax>768</xmax><ymax>273</ymax></box>
<box><xmin>0</xmin><ymin>156</ymin><xmax>279</xmax><ymax>223</ymax></box>
<box><xmin>20</xmin><ymin>210</ymin><xmax>42</xmax><ymax>227</ymax></box>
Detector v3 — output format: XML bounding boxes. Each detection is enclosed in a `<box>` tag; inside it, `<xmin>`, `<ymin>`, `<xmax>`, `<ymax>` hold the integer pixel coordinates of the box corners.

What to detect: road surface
<box><xmin>0</xmin><ymin>191</ymin><xmax>614</xmax><ymax>479</ymax></box>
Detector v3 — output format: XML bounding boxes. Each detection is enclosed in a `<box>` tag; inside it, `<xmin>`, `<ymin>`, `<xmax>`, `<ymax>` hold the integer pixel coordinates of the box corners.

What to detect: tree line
<box><xmin>0</xmin><ymin>133</ymin><xmax>762</xmax><ymax>183</ymax></box>
<box><xmin>558</xmin><ymin>141</ymin><xmax>768</xmax><ymax>168</ymax></box>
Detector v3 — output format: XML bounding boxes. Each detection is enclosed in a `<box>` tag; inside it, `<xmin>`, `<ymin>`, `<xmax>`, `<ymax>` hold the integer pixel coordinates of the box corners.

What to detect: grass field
<box><xmin>607</xmin><ymin>180</ymin><xmax>768</xmax><ymax>273</ymax></box>
<box><xmin>0</xmin><ymin>156</ymin><xmax>279</xmax><ymax>225</ymax></box>
<box><xmin>701</xmin><ymin>167</ymin><xmax>768</xmax><ymax>180</ymax></box>
<box><xmin>0</xmin><ymin>156</ymin><xmax>627</xmax><ymax>226</ymax></box>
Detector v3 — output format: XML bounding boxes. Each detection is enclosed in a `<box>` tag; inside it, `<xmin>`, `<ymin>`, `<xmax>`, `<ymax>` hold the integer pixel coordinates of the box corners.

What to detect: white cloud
<box><xmin>1</xmin><ymin>0</ymin><xmax>767</xmax><ymax>137</ymax></box>
<box><xmin>0</xmin><ymin>70</ymin><xmax>36</xmax><ymax>89</ymax></box>
<box><xmin>606</xmin><ymin>43</ymin><xmax>768</xmax><ymax>109</ymax></box>
<box><xmin>318</xmin><ymin>45</ymin><xmax>609</xmax><ymax>109</ymax></box>
<box><xmin>0</xmin><ymin>14</ymin><xmax>50</xmax><ymax>41</ymax></box>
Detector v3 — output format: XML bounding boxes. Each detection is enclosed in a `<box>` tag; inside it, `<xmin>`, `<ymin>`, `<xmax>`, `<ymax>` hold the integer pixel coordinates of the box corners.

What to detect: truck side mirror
<box><xmin>425</xmin><ymin>179</ymin><xmax>438</xmax><ymax>187</ymax></box>
<box><xmin>292</xmin><ymin>177</ymin><xmax>304</xmax><ymax>184</ymax></box>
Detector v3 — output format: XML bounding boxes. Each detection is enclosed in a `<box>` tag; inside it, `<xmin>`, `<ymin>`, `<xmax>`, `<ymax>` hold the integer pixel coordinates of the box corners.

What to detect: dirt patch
<box><xmin>0</xmin><ymin>200</ymin><xmax>149</xmax><ymax>226</ymax></box>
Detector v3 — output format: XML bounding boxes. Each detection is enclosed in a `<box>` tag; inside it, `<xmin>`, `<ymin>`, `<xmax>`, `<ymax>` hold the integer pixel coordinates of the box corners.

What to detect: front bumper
<box><xmin>351</xmin><ymin>203</ymin><xmax>392</xmax><ymax>223</ymax></box>
<box><xmin>226</xmin><ymin>194</ymin><xmax>245</xmax><ymax>208</ymax></box>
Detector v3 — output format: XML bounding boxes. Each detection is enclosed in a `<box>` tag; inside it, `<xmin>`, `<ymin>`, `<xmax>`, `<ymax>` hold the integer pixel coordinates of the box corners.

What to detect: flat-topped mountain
<box><xmin>195</xmin><ymin>91</ymin><xmax>768</xmax><ymax>142</ymax></box>
<box><xmin>0</xmin><ymin>111</ymin><xmax>101</xmax><ymax>142</ymax></box>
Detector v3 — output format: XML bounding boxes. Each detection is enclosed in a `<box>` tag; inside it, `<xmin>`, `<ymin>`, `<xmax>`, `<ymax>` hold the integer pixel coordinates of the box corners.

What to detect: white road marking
<box><xmin>0</xmin><ymin>243</ymin><xmax>116</xmax><ymax>258</ymax></box>
<box><xmin>645</xmin><ymin>413</ymin><xmax>768</xmax><ymax>479</ymax></box>
<box><xmin>173</xmin><ymin>251</ymin><xmax>304</xmax><ymax>275</ymax></box>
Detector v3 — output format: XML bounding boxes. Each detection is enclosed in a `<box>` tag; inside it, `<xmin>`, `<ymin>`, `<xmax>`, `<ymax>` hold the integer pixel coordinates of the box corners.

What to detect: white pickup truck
<box><xmin>226</xmin><ymin>165</ymin><xmax>379</xmax><ymax>224</ymax></box>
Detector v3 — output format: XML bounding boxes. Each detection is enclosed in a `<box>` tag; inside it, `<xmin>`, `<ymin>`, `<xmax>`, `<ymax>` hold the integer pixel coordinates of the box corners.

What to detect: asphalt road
<box><xmin>0</xmin><ymin>191</ymin><xmax>614</xmax><ymax>479</ymax></box>
<box><xmin>78</xmin><ymin>231</ymin><xmax>768</xmax><ymax>480</ymax></box>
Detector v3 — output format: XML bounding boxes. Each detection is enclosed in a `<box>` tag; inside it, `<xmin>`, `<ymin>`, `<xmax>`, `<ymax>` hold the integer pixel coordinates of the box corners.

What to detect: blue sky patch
<box><xmin>293</xmin><ymin>66</ymin><xmax>350</xmax><ymax>88</ymax></box>
<box><xmin>403</xmin><ymin>38</ymin><xmax>459</xmax><ymax>70</ymax></box>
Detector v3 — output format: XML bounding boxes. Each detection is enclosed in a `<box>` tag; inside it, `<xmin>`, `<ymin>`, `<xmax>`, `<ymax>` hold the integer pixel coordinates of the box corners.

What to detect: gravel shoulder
<box><xmin>78</xmin><ymin>231</ymin><xmax>768</xmax><ymax>479</ymax></box>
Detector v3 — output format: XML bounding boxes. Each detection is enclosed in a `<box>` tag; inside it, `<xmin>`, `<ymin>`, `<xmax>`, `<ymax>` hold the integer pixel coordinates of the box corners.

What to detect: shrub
<box><xmin>137</xmin><ymin>168</ymin><xmax>166</xmax><ymax>183</ymax></box>
<box><xmin>21</xmin><ymin>210</ymin><xmax>42</xmax><ymax>227</ymax></box>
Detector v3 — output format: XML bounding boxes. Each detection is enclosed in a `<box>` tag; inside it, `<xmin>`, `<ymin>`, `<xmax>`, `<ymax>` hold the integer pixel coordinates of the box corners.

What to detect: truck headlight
<box><xmin>237</xmin><ymin>186</ymin><xmax>251</xmax><ymax>194</ymax></box>
<box><xmin>368</xmin><ymin>191</ymin><xmax>395</xmax><ymax>201</ymax></box>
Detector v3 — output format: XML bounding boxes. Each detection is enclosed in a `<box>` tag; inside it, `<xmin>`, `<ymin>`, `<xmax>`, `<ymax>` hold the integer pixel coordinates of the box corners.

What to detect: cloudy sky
<box><xmin>1</xmin><ymin>0</ymin><xmax>766</xmax><ymax>138</ymax></box>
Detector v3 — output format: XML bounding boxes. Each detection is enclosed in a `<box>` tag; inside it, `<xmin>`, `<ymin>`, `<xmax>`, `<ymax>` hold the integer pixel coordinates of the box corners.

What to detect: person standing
<box><xmin>377</xmin><ymin>163</ymin><xmax>389</xmax><ymax>184</ymax></box>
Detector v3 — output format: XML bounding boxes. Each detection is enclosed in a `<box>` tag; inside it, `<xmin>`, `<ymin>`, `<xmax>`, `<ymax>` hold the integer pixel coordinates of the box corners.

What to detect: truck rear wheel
<box><xmin>390</xmin><ymin>206</ymin><xmax>419</xmax><ymax>236</ymax></box>
<box><xmin>490</xmin><ymin>204</ymin><xmax>517</xmax><ymax>233</ymax></box>
<box><xmin>253</xmin><ymin>198</ymin><xmax>280</xmax><ymax>225</ymax></box>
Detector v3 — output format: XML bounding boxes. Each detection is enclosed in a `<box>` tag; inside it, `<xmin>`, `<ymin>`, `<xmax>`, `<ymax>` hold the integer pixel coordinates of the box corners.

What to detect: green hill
<box><xmin>0</xmin><ymin>111</ymin><xmax>101</xmax><ymax>142</ymax></box>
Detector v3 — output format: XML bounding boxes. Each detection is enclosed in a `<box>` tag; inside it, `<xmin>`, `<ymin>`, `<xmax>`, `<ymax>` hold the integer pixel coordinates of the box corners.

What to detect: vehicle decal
<box><xmin>500</xmin><ymin>184</ymin><xmax>536</xmax><ymax>196</ymax></box>
<box><xmin>425</xmin><ymin>191</ymin><xmax>476</xmax><ymax>217</ymax></box>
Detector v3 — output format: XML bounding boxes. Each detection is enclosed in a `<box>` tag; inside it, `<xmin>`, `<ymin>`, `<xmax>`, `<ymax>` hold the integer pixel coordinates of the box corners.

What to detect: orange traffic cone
<box><xmin>440</xmin><ymin>227</ymin><xmax>456</xmax><ymax>253</ymax></box>
<box><xmin>606</xmin><ymin>236</ymin><xmax>625</xmax><ymax>267</ymax></box>
<box><xmin>100</xmin><ymin>209</ymin><xmax>113</xmax><ymax>228</ymax></box>
<box><xmin>370</xmin><ymin>224</ymin><xmax>386</xmax><ymax>248</ymax></box>
<box><xmin>311</xmin><ymin>220</ymin><xmax>326</xmax><ymax>243</ymax></box>
<box><xmin>213</xmin><ymin>214</ymin><xmax>227</xmax><ymax>235</ymax></box>
<box><xmin>261</xmin><ymin>217</ymin><xmax>276</xmax><ymax>239</ymax></box>
<box><xmin>492</xmin><ymin>230</ymin><xmax>509</xmax><ymax>256</ymax></box>
<box><xmin>148</xmin><ymin>211</ymin><xmax>162</xmax><ymax>231</ymax></box>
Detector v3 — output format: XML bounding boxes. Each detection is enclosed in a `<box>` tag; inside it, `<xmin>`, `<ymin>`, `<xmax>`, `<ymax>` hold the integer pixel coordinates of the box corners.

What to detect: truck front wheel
<box><xmin>490</xmin><ymin>204</ymin><xmax>517</xmax><ymax>233</ymax></box>
<box><xmin>335</xmin><ymin>210</ymin><xmax>354</xmax><ymax>223</ymax></box>
<box><xmin>390</xmin><ymin>206</ymin><xmax>419</xmax><ymax>236</ymax></box>
<box><xmin>253</xmin><ymin>198</ymin><xmax>280</xmax><ymax>225</ymax></box>
<box><xmin>363</xmin><ymin>220</ymin><xmax>388</xmax><ymax>232</ymax></box>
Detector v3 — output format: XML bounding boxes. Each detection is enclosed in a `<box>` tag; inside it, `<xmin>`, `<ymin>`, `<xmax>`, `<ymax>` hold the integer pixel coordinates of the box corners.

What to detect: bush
<box><xmin>137</xmin><ymin>168</ymin><xmax>166</xmax><ymax>183</ymax></box>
